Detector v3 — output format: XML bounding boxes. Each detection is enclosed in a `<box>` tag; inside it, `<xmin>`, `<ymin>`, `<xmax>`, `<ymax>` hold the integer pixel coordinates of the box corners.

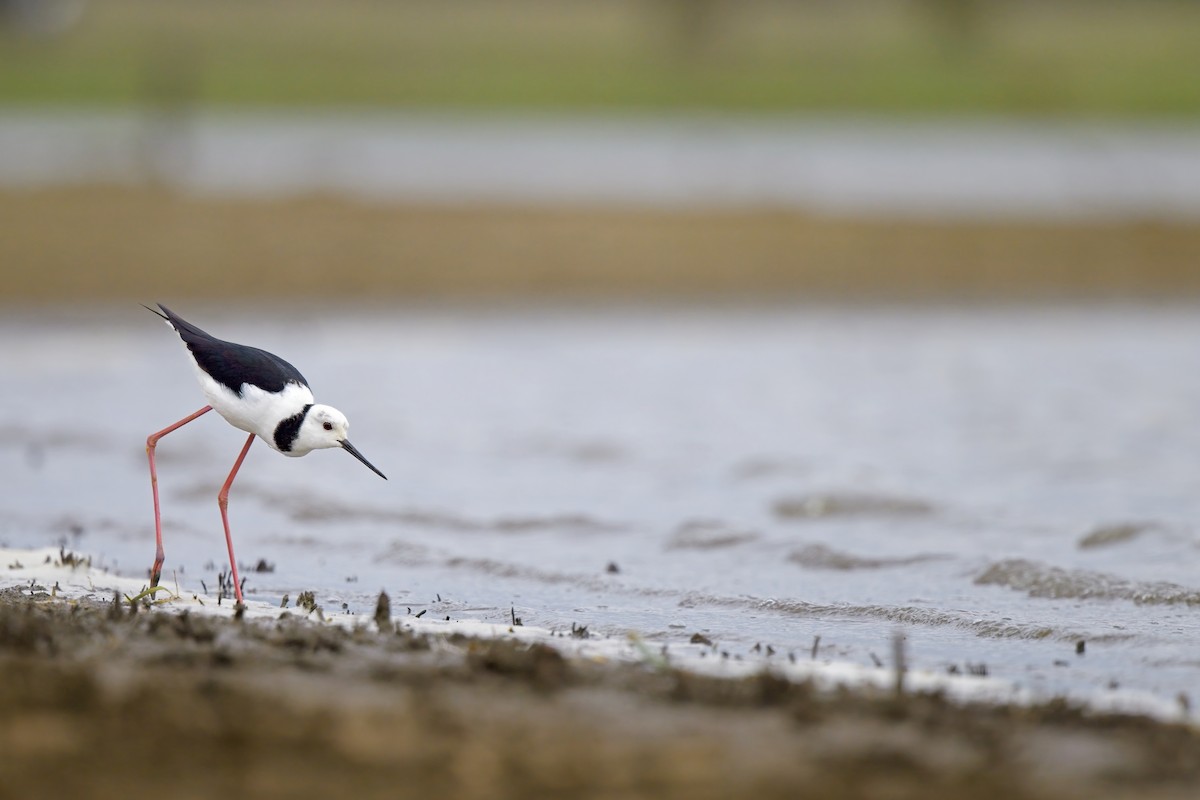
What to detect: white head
<box><xmin>294</xmin><ymin>404</ymin><xmax>387</xmax><ymax>479</ymax></box>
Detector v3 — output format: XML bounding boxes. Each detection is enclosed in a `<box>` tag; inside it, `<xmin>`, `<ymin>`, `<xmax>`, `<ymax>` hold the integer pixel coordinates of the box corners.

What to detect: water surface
<box><xmin>2</xmin><ymin>111</ymin><xmax>1199</xmax><ymax>219</ymax></box>
<box><xmin>2</xmin><ymin>303</ymin><xmax>1200</xmax><ymax>707</ymax></box>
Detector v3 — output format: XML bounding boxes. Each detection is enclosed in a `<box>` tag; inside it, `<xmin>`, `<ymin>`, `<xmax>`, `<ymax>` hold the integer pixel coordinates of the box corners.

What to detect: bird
<box><xmin>143</xmin><ymin>303</ymin><xmax>386</xmax><ymax>606</ymax></box>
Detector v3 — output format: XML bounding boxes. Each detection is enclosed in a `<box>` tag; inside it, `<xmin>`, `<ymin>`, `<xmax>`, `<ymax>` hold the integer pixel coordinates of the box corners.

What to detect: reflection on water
<box><xmin>2</xmin><ymin>303</ymin><xmax>1200</xmax><ymax>708</ymax></box>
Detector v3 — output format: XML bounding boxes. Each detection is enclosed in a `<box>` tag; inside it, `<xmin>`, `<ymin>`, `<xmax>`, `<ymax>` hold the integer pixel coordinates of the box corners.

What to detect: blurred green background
<box><xmin>2</xmin><ymin>0</ymin><xmax>1199</xmax><ymax>115</ymax></box>
<box><xmin>1</xmin><ymin>0</ymin><xmax>1198</xmax><ymax>303</ymax></box>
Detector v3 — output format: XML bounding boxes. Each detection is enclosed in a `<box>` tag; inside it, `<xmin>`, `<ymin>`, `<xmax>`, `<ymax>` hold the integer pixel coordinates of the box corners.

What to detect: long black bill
<box><xmin>341</xmin><ymin>440</ymin><xmax>387</xmax><ymax>480</ymax></box>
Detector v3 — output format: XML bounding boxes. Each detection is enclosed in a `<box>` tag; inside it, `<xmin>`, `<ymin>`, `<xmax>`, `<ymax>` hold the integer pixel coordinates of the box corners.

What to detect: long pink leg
<box><xmin>218</xmin><ymin>432</ymin><xmax>256</xmax><ymax>606</ymax></box>
<box><xmin>147</xmin><ymin>406</ymin><xmax>213</xmax><ymax>587</ymax></box>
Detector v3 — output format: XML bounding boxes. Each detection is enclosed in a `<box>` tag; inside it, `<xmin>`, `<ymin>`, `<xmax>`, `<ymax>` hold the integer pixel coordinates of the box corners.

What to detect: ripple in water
<box><xmin>975</xmin><ymin>559</ymin><xmax>1200</xmax><ymax>606</ymax></box>
<box><xmin>773</xmin><ymin>492</ymin><xmax>936</xmax><ymax>520</ymax></box>
<box><xmin>788</xmin><ymin>544</ymin><xmax>949</xmax><ymax>571</ymax></box>
<box><xmin>667</xmin><ymin>520</ymin><xmax>760</xmax><ymax>550</ymax></box>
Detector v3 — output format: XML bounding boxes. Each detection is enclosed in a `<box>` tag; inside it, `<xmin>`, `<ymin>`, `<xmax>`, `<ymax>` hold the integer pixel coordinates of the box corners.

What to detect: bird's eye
<box><xmin>323</xmin><ymin>422</ymin><xmax>333</xmax><ymax>431</ymax></box>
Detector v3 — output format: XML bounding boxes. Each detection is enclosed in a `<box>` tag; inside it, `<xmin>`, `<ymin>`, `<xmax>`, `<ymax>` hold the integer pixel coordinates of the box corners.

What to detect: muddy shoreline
<box><xmin>2</xmin><ymin>589</ymin><xmax>1198</xmax><ymax>799</ymax></box>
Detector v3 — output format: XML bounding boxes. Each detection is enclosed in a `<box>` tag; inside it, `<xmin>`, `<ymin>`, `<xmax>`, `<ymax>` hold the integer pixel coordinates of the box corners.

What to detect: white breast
<box><xmin>192</xmin><ymin>362</ymin><xmax>315</xmax><ymax>450</ymax></box>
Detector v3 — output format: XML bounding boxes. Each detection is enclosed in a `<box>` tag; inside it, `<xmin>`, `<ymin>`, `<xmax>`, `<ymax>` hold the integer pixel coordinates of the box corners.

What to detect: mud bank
<box><xmin>3</xmin><ymin>187</ymin><xmax>1200</xmax><ymax>303</ymax></box>
<box><xmin>2</xmin><ymin>590</ymin><xmax>1199</xmax><ymax>800</ymax></box>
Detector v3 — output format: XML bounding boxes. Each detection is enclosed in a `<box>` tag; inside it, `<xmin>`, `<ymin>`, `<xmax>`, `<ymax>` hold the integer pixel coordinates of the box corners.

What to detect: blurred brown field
<box><xmin>2</xmin><ymin>187</ymin><xmax>1198</xmax><ymax>304</ymax></box>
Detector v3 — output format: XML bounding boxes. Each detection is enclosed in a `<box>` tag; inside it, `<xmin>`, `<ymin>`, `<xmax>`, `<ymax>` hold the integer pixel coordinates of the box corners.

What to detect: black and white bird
<box><xmin>144</xmin><ymin>303</ymin><xmax>386</xmax><ymax>605</ymax></box>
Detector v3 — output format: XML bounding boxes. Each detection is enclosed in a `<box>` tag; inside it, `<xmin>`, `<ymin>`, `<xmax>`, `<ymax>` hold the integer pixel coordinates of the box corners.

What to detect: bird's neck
<box><xmin>273</xmin><ymin>403</ymin><xmax>313</xmax><ymax>452</ymax></box>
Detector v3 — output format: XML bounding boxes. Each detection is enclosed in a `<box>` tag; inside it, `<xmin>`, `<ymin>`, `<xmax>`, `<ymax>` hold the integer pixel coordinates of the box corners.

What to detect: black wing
<box><xmin>153</xmin><ymin>303</ymin><xmax>309</xmax><ymax>396</ymax></box>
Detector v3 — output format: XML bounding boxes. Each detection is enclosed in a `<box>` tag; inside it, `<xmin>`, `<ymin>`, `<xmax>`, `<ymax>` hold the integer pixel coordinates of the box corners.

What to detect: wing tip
<box><xmin>141</xmin><ymin>303</ymin><xmax>167</xmax><ymax>318</ymax></box>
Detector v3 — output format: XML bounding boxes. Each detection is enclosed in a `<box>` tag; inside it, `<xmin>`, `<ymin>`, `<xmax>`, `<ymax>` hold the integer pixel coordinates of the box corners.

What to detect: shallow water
<box><xmin>2</xmin><ymin>111</ymin><xmax>1200</xmax><ymax>219</ymax></box>
<box><xmin>3</xmin><ymin>303</ymin><xmax>1200</xmax><ymax>706</ymax></box>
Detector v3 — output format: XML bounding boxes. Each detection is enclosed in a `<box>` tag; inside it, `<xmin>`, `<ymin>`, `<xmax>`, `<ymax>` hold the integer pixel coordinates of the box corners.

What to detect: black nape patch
<box><xmin>274</xmin><ymin>404</ymin><xmax>313</xmax><ymax>452</ymax></box>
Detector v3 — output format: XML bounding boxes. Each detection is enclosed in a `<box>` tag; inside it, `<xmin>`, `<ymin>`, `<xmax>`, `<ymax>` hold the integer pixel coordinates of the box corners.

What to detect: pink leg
<box><xmin>218</xmin><ymin>433</ymin><xmax>256</xmax><ymax>606</ymax></box>
<box><xmin>147</xmin><ymin>406</ymin><xmax>212</xmax><ymax>587</ymax></box>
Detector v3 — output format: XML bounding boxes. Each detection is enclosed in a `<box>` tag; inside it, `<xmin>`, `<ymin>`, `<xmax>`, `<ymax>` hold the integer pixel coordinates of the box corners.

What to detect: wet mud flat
<box><xmin>3</xmin><ymin>590</ymin><xmax>1199</xmax><ymax>800</ymax></box>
